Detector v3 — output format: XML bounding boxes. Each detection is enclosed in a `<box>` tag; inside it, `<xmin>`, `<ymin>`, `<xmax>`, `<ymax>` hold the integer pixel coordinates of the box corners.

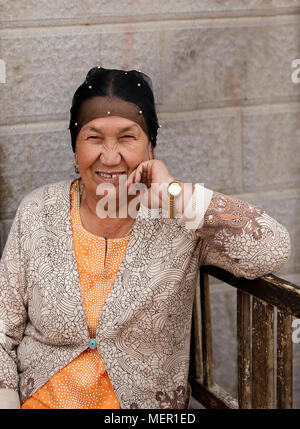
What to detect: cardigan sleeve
<box><xmin>178</xmin><ymin>184</ymin><xmax>291</xmax><ymax>280</ymax></box>
<box><xmin>0</xmin><ymin>202</ymin><xmax>27</xmax><ymax>408</ymax></box>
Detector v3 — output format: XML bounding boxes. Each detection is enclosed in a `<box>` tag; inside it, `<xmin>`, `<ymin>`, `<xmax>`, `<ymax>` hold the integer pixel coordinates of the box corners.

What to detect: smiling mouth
<box><xmin>95</xmin><ymin>172</ymin><xmax>126</xmax><ymax>178</ymax></box>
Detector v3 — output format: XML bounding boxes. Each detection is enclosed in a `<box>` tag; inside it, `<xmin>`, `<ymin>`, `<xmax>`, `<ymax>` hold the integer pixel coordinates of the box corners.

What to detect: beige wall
<box><xmin>0</xmin><ymin>1</ymin><xmax>299</xmax><ymax>407</ymax></box>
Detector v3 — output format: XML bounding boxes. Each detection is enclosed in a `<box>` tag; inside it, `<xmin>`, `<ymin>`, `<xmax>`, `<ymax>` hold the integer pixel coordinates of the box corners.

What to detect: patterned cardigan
<box><xmin>0</xmin><ymin>178</ymin><xmax>291</xmax><ymax>409</ymax></box>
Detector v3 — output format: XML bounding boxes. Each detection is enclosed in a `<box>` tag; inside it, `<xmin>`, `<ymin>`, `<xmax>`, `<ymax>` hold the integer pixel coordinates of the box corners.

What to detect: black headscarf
<box><xmin>69</xmin><ymin>67</ymin><xmax>160</xmax><ymax>152</ymax></box>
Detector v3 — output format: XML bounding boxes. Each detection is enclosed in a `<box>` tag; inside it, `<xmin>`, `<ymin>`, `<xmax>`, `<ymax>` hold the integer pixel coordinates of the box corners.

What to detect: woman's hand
<box><xmin>126</xmin><ymin>160</ymin><xmax>173</xmax><ymax>188</ymax></box>
<box><xmin>126</xmin><ymin>160</ymin><xmax>175</xmax><ymax>210</ymax></box>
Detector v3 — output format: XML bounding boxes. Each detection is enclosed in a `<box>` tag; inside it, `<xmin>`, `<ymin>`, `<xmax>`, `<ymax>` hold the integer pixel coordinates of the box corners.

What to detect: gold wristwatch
<box><xmin>167</xmin><ymin>179</ymin><xmax>183</xmax><ymax>219</ymax></box>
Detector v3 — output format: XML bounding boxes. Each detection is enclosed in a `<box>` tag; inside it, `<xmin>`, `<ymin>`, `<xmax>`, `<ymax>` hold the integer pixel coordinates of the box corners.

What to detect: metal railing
<box><xmin>189</xmin><ymin>265</ymin><xmax>300</xmax><ymax>409</ymax></box>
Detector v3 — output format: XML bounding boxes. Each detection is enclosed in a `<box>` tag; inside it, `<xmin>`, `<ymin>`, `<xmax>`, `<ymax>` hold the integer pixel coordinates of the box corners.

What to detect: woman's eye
<box><xmin>87</xmin><ymin>136</ymin><xmax>100</xmax><ymax>139</ymax></box>
<box><xmin>120</xmin><ymin>135</ymin><xmax>135</xmax><ymax>139</ymax></box>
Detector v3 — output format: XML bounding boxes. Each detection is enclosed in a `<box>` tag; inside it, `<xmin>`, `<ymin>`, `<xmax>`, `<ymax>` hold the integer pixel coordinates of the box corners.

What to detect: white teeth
<box><xmin>97</xmin><ymin>172</ymin><xmax>123</xmax><ymax>178</ymax></box>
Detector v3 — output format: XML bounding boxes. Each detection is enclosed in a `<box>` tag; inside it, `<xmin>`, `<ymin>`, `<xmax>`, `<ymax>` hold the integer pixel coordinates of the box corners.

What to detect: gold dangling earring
<box><xmin>74</xmin><ymin>163</ymin><xmax>80</xmax><ymax>174</ymax></box>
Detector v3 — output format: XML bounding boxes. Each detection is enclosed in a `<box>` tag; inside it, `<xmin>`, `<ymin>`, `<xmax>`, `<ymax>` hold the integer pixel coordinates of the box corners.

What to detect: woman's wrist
<box><xmin>161</xmin><ymin>179</ymin><xmax>194</xmax><ymax>216</ymax></box>
<box><xmin>174</xmin><ymin>182</ymin><xmax>194</xmax><ymax>216</ymax></box>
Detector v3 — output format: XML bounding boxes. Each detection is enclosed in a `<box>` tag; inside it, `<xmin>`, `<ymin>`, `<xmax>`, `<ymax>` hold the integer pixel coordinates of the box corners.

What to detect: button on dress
<box><xmin>21</xmin><ymin>178</ymin><xmax>131</xmax><ymax>409</ymax></box>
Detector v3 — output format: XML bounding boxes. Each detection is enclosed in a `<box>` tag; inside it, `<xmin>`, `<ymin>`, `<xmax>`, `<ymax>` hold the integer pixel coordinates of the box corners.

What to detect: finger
<box><xmin>141</xmin><ymin>168</ymin><xmax>148</xmax><ymax>185</ymax></box>
<box><xmin>126</xmin><ymin>172</ymin><xmax>132</xmax><ymax>187</ymax></box>
<box><xmin>136</xmin><ymin>163</ymin><xmax>147</xmax><ymax>184</ymax></box>
<box><xmin>144</xmin><ymin>162</ymin><xmax>149</xmax><ymax>188</ymax></box>
<box><xmin>147</xmin><ymin>162</ymin><xmax>152</xmax><ymax>188</ymax></box>
<box><xmin>134</xmin><ymin>165</ymin><xmax>141</xmax><ymax>184</ymax></box>
<box><xmin>127</xmin><ymin>169</ymin><xmax>137</xmax><ymax>187</ymax></box>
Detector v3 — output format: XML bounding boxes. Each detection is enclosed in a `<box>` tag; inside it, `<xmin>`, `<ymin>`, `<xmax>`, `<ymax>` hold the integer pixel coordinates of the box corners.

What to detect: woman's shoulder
<box><xmin>19</xmin><ymin>178</ymin><xmax>75</xmax><ymax>213</ymax></box>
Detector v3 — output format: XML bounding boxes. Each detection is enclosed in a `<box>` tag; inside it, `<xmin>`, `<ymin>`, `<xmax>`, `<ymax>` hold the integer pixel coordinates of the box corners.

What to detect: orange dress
<box><xmin>21</xmin><ymin>179</ymin><xmax>131</xmax><ymax>409</ymax></box>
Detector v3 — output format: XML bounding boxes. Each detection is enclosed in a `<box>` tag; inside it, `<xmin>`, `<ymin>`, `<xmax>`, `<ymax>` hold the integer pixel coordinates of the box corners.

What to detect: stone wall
<box><xmin>0</xmin><ymin>1</ymin><xmax>299</xmax><ymax>408</ymax></box>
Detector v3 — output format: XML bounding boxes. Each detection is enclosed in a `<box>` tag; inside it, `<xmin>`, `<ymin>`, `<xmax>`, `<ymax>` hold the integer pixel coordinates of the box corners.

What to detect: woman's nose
<box><xmin>99</xmin><ymin>148</ymin><xmax>122</xmax><ymax>165</ymax></box>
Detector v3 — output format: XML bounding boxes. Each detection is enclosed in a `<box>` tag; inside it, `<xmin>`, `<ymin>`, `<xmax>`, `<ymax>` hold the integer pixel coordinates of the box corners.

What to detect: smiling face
<box><xmin>75</xmin><ymin>115</ymin><xmax>154</xmax><ymax>203</ymax></box>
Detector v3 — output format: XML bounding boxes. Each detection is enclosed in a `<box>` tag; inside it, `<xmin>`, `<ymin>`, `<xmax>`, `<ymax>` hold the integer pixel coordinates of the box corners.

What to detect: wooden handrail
<box><xmin>200</xmin><ymin>266</ymin><xmax>300</xmax><ymax>317</ymax></box>
<box><xmin>189</xmin><ymin>265</ymin><xmax>299</xmax><ymax>409</ymax></box>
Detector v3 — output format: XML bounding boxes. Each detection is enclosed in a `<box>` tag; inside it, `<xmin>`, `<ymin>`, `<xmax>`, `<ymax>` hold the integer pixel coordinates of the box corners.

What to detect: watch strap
<box><xmin>167</xmin><ymin>179</ymin><xmax>182</xmax><ymax>219</ymax></box>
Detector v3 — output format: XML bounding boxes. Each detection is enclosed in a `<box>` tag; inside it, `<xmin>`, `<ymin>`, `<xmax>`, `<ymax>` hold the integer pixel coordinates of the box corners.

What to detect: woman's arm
<box><xmin>126</xmin><ymin>160</ymin><xmax>291</xmax><ymax>280</ymax></box>
<box><xmin>177</xmin><ymin>184</ymin><xmax>291</xmax><ymax>280</ymax></box>
<box><xmin>0</xmin><ymin>202</ymin><xmax>27</xmax><ymax>409</ymax></box>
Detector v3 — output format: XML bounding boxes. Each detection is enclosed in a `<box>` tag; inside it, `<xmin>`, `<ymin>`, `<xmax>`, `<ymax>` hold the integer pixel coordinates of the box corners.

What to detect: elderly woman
<box><xmin>0</xmin><ymin>67</ymin><xmax>291</xmax><ymax>409</ymax></box>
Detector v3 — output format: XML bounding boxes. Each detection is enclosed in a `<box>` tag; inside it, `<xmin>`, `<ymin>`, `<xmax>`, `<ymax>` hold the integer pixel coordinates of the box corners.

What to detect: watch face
<box><xmin>168</xmin><ymin>182</ymin><xmax>182</xmax><ymax>196</ymax></box>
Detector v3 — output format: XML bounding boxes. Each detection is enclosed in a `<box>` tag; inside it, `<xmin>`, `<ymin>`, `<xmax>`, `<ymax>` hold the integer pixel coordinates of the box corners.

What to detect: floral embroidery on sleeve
<box><xmin>198</xmin><ymin>191</ymin><xmax>265</xmax><ymax>253</ymax></box>
<box><xmin>197</xmin><ymin>191</ymin><xmax>291</xmax><ymax>279</ymax></box>
<box><xmin>155</xmin><ymin>385</ymin><xmax>186</xmax><ymax>409</ymax></box>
